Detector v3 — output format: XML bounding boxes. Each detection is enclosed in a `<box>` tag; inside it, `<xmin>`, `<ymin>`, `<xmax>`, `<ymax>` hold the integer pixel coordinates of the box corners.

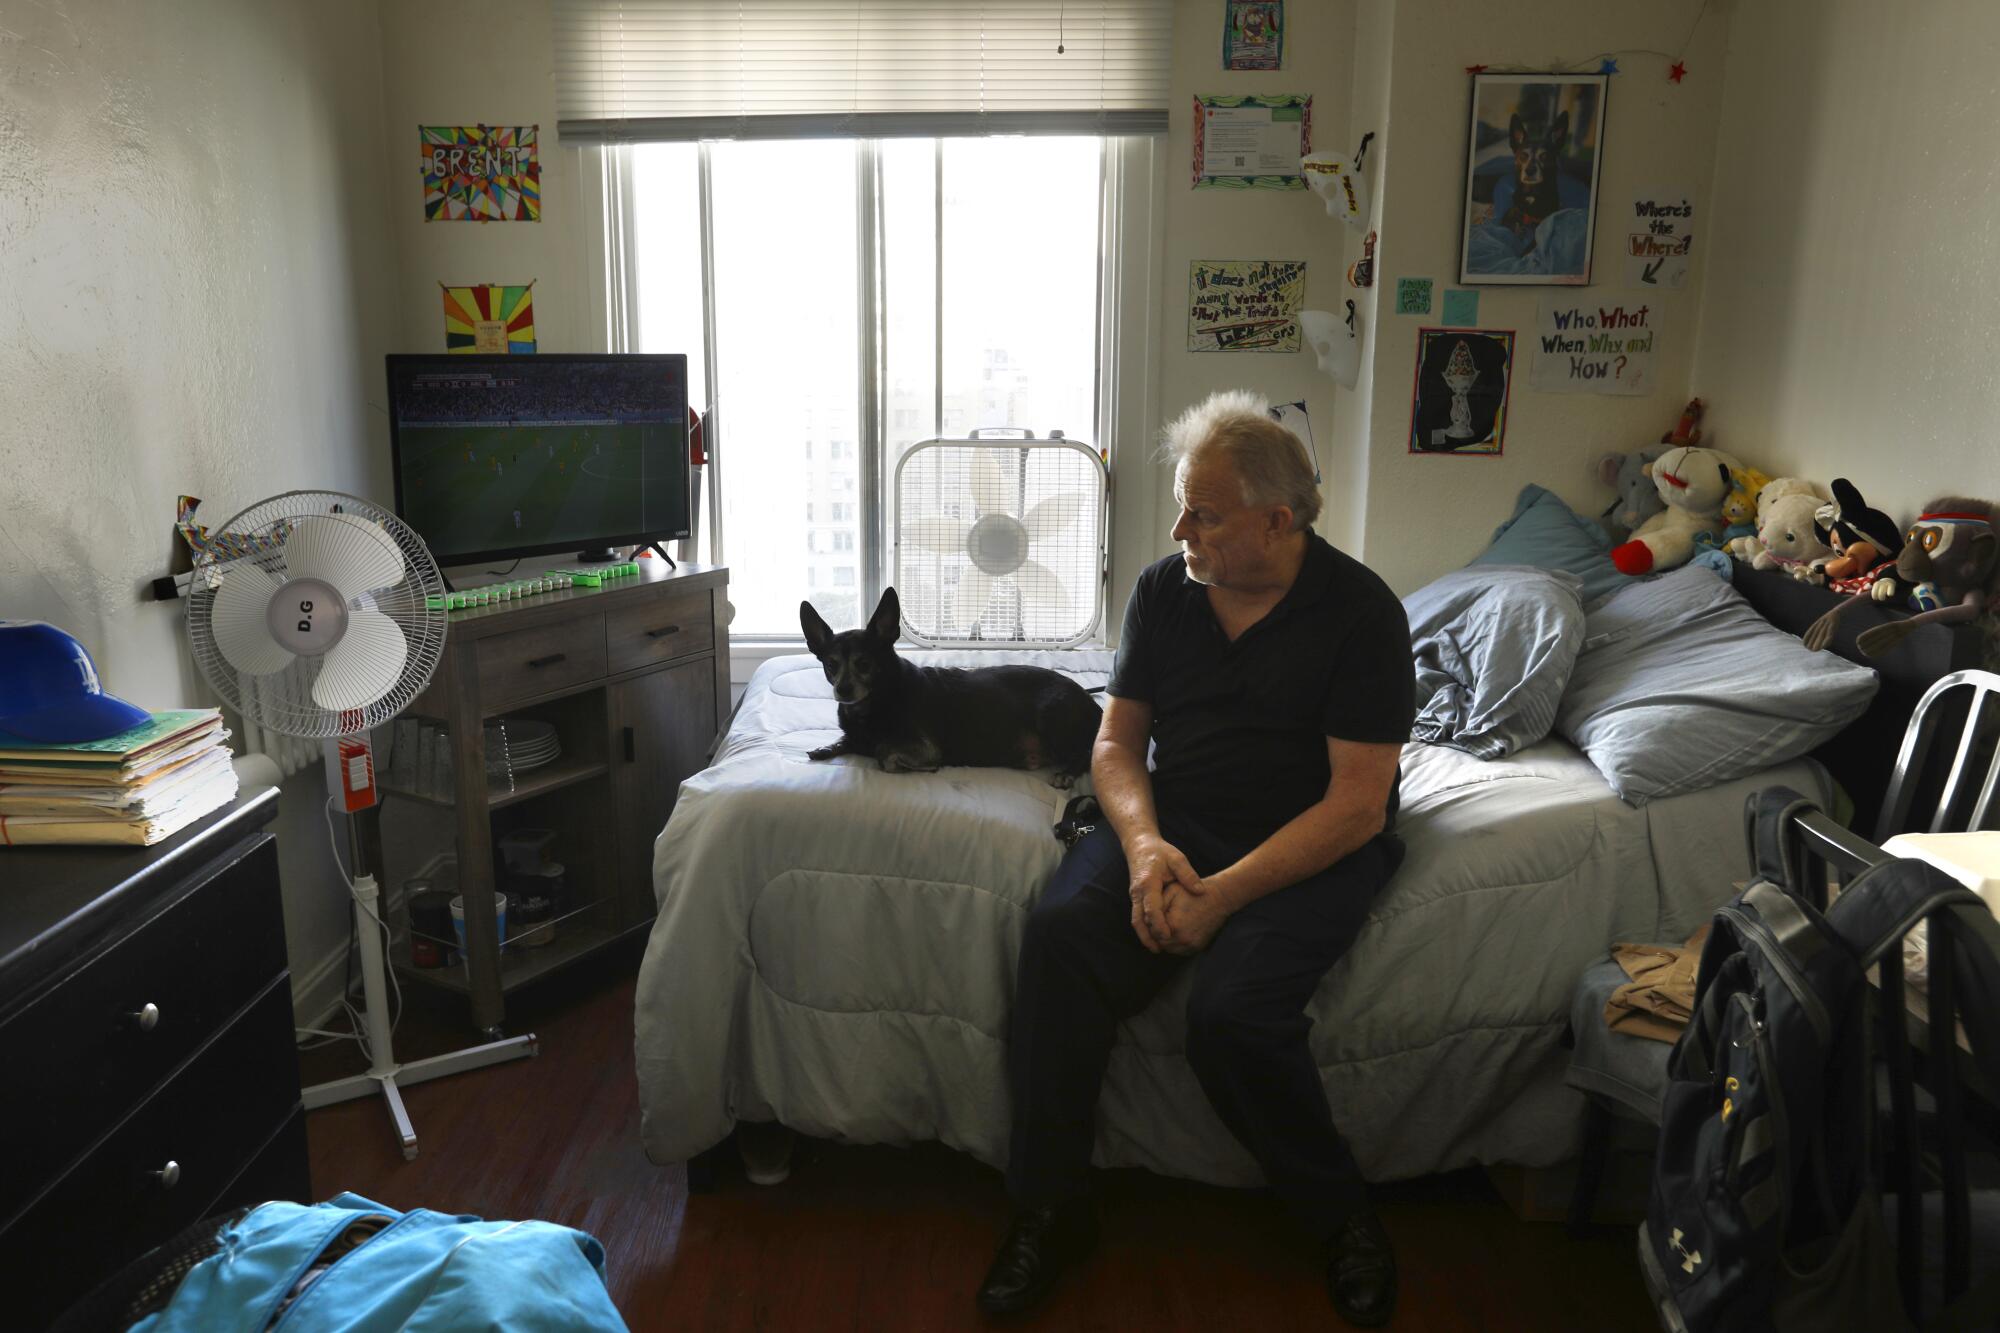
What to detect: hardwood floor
<box><xmin>301</xmin><ymin>954</ymin><xmax>1651</xmax><ymax>1331</ymax></box>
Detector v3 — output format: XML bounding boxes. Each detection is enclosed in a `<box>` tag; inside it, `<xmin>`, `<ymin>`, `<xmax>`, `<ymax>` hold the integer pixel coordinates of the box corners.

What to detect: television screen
<box><xmin>385</xmin><ymin>354</ymin><xmax>690</xmax><ymax>566</ymax></box>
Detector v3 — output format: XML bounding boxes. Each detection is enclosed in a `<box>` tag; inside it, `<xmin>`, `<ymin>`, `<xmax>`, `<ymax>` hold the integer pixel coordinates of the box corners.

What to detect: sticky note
<box><xmin>1442</xmin><ymin>289</ymin><xmax>1479</xmax><ymax>326</ymax></box>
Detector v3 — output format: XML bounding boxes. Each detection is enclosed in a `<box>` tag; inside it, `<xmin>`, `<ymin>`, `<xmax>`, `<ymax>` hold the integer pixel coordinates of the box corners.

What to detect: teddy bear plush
<box><xmin>1609</xmin><ymin>444</ymin><xmax>1740</xmax><ymax>576</ymax></box>
<box><xmin>1727</xmin><ymin>476</ymin><xmax>1821</xmax><ymax>562</ymax></box>
<box><xmin>1593</xmin><ymin>447</ymin><xmax>1666</xmax><ymax>539</ymax></box>
<box><xmin>1751</xmin><ymin>488</ymin><xmax>1835</xmax><ymax>582</ymax></box>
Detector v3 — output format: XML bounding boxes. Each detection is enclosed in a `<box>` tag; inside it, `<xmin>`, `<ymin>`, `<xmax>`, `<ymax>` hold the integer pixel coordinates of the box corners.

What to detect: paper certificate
<box><xmin>1194</xmin><ymin>94</ymin><xmax>1312</xmax><ymax>190</ymax></box>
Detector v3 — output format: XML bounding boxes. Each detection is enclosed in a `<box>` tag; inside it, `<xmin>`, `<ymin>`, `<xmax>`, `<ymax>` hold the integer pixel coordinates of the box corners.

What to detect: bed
<box><xmin>633</xmin><ymin>644</ymin><xmax>1831</xmax><ymax>1187</ymax></box>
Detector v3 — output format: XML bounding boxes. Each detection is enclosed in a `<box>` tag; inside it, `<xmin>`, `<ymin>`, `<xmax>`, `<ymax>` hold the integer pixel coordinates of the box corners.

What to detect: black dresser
<box><xmin>0</xmin><ymin>787</ymin><xmax>312</xmax><ymax>1328</ymax></box>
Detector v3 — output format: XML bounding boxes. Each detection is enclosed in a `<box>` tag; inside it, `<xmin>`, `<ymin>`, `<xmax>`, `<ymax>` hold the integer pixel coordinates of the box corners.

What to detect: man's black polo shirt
<box><xmin>1106</xmin><ymin>532</ymin><xmax>1415</xmax><ymax>847</ymax></box>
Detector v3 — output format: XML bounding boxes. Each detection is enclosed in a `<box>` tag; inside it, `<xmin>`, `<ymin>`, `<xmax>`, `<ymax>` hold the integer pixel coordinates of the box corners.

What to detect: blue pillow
<box><xmin>1556</xmin><ymin>566</ymin><xmax>1879</xmax><ymax>805</ymax></box>
<box><xmin>1470</xmin><ymin>485</ymin><xmax>1627</xmax><ymax>608</ymax></box>
<box><xmin>1402</xmin><ymin>566</ymin><xmax>1585</xmax><ymax>760</ymax></box>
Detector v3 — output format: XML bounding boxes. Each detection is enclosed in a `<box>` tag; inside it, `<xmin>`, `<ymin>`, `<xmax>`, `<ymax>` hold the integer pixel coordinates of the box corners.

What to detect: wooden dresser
<box><xmin>391</xmin><ymin>560</ymin><xmax>729</xmax><ymax>1033</ymax></box>
<box><xmin>0</xmin><ymin>787</ymin><xmax>308</xmax><ymax>1329</ymax></box>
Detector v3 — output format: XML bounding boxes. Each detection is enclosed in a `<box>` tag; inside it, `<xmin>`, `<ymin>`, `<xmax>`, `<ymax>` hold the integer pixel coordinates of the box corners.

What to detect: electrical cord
<box><xmin>302</xmin><ymin>796</ymin><xmax>404</xmax><ymax>1063</ymax></box>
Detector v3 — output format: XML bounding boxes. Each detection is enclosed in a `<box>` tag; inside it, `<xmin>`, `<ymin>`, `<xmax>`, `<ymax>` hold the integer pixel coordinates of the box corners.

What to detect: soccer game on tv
<box><xmin>387</xmin><ymin>354</ymin><xmax>689</xmax><ymax>563</ymax></box>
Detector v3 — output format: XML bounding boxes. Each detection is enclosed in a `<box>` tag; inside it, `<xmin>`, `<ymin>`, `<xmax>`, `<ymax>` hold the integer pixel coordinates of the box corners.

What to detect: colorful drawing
<box><xmin>443</xmin><ymin>284</ymin><xmax>536</xmax><ymax>354</ymax></box>
<box><xmin>1223</xmin><ymin>1</ymin><xmax>1284</xmax><ymax>70</ymax></box>
<box><xmin>421</xmin><ymin>125</ymin><xmax>540</xmax><ymax>222</ymax></box>
<box><xmin>1188</xmin><ymin>259</ymin><xmax>1307</xmax><ymax>352</ymax></box>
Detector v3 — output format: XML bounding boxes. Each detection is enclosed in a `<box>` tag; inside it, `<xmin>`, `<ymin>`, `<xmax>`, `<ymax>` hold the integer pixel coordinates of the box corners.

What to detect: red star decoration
<box><xmin>1465</xmin><ymin>64</ymin><xmax>1488</xmax><ymax>75</ymax></box>
<box><xmin>1668</xmin><ymin>60</ymin><xmax>1688</xmax><ymax>83</ymax></box>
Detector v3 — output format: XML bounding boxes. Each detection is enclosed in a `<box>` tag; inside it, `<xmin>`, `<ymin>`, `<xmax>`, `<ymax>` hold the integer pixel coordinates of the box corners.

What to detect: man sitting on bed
<box><xmin>977</xmin><ymin>390</ymin><xmax>1416</xmax><ymax>1328</ymax></box>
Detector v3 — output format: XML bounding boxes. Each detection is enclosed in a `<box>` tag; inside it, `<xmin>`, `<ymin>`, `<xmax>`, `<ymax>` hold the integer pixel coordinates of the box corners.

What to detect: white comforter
<box><xmin>635</xmin><ymin>651</ymin><xmax>1828</xmax><ymax>1185</ymax></box>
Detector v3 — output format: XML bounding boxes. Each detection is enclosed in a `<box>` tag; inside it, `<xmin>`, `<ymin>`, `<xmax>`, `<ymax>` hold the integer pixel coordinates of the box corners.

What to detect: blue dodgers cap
<box><xmin>0</xmin><ymin>621</ymin><xmax>152</xmax><ymax>743</ymax></box>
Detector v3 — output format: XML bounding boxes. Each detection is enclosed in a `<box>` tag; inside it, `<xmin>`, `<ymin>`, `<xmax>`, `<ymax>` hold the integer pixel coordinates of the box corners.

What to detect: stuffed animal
<box><xmin>1751</xmin><ymin>489</ymin><xmax>1835</xmax><ymax>582</ymax></box>
<box><xmin>1593</xmin><ymin>447</ymin><xmax>1666</xmax><ymax>539</ymax></box>
<box><xmin>1811</xmin><ymin>478</ymin><xmax>1903</xmax><ymax>587</ymax></box>
<box><xmin>1661</xmin><ymin>398</ymin><xmax>1705</xmax><ymax>448</ymax></box>
<box><xmin>1727</xmin><ymin>476</ymin><xmax>1822</xmax><ymax>562</ymax></box>
<box><xmin>1804</xmin><ymin>497</ymin><xmax>2000</xmax><ymax>657</ymax></box>
<box><xmin>1610</xmin><ymin>444</ymin><xmax>1739</xmax><ymax>576</ymax></box>
<box><xmin>1718</xmin><ymin>465</ymin><xmax>1770</xmax><ymax>548</ymax></box>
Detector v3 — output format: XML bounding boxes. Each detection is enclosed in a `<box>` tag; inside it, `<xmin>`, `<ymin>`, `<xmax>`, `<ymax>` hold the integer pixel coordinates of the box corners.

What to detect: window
<box><xmin>627</xmin><ymin>136</ymin><xmax>1109</xmax><ymax>636</ymax></box>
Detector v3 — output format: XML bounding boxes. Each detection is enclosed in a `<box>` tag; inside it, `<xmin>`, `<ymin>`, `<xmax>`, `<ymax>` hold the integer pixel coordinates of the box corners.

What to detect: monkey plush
<box><xmin>1803</xmin><ymin>497</ymin><xmax>2000</xmax><ymax>657</ymax></box>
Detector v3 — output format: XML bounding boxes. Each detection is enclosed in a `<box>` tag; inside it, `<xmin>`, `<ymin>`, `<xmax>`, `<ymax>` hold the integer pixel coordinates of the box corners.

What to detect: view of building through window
<box><xmin>631</xmin><ymin>137</ymin><xmax>1102</xmax><ymax>636</ymax></box>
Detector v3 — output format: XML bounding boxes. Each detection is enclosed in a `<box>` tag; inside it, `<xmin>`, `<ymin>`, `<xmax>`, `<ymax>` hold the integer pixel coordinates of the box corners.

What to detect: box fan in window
<box><xmin>895</xmin><ymin>429</ymin><xmax>1106</xmax><ymax>648</ymax></box>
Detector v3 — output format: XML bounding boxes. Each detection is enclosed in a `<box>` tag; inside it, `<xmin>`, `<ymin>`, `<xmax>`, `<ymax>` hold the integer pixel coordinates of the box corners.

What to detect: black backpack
<box><xmin>1639</xmin><ymin>788</ymin><xmax>2000</xmax><ymax>1332</ymax></box>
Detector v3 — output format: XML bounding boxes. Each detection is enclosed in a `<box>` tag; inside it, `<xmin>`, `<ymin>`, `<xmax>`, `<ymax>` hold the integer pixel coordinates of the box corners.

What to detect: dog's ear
<box><xmin>801</xmin><ymin>600</ymin><xmax>833</xmax><ymax>658</ymax></box>
<box><xmin>867</xmin><ymin>587</ymin><xmax>901</xmax><ymax>642</ymax></box>
<box><xmin>1549</xmin><ymin>110</ymin><xmax>1569</xmax><ymax>152</ymax></box>
<box><xmin>1509</xmin><ymin>113</ymin><xmax>1526</xmax><ymax>152</ymax></box>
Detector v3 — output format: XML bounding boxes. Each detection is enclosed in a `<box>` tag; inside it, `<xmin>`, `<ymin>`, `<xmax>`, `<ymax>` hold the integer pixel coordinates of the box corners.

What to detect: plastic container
<box><xmin>525</xmin><ymin>861</ymin><xmax>567</xmax><ymax>912</ymax></box>
<box><xmin>510</xmin><ymin>886</ymin><xmax>557</xmax><ymax>948</ymax></box>
<box><xmin>497</xmin><ymin>827</ymin><xmax>558</xmax><ymax>876</ymax></box>
<box><xmin>406</xmin><ymin>885</ymin><xmax>455</xmax><ymax>968</ymax></box>
<box><xmin>449</xmin><ymin>893</ymin><xmax>509</xmax><ymax>962</ymax></box>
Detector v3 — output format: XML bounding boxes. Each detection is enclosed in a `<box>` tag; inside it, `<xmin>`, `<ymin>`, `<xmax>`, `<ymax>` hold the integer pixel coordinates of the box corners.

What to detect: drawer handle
<box><xmin>624</xmin><ymin>726</ymin><xmax>636</xmax><ymax>762</ymax></box>
<box><xmin>150</xmin><ymin>1161</ymin><xmax>181</xmax><ymax>1191</ymax></box>
<box><xmin>644</xmin><ymin>624</ymin><xmax>682</xmax><ymax>639</ymax></box>
<box><xmin>526</xmin><ymin>653</ymin><xmax>567</xmax><ymax>669</ymax></box>
<box><xmin>127</xmin><ymin>1002</ymin><xmax>161</xmax><ymax>1032</ymax></box>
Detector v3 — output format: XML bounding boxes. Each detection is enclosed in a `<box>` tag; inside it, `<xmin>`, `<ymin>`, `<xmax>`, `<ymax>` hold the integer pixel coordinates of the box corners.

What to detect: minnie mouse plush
<box><xmin>1811</xmin><ymin>478</ymin><xmax>1904</xmax><ymax>593</ymax></box>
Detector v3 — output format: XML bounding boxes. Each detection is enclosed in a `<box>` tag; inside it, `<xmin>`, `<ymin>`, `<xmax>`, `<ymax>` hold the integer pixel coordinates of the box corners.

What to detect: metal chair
<box><xmin>1876</xmin><ymin>668</ymin><xmax>2000</xmax><ymax>840</ymax></box>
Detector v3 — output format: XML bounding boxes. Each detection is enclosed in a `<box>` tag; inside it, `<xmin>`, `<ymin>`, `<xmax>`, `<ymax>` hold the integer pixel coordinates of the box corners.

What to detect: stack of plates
<box><xmin>486</xmin><ymin>718</ymin><xmax>560</xmax><ymax>775</ymax></box>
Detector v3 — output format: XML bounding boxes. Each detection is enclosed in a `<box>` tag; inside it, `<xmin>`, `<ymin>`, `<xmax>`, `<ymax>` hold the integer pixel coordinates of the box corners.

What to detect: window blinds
<box><xmin>554</xmin><ymin>1</ymin><xmax>1174</xmax><ymax>144</ymax></box>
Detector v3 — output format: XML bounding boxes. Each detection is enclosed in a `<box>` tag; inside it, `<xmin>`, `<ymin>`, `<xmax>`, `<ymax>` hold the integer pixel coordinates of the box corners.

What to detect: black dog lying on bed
<box><xmin>800</xmin><ymin>588</ymin><xmax>1102</xmax><ymax>786</ymax></box>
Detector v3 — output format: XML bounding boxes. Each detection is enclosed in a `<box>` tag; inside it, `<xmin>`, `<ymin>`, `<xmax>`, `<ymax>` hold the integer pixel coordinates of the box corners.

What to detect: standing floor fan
<box><xmin>185</xmin><ymin>490</ymin><xmax>536</xmax><ymax>1160</ymax></box>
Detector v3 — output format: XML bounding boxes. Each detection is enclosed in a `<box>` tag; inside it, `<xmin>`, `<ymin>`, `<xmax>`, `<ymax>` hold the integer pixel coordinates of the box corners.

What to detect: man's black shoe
<box><xmin>1324</xmin><ymin>1210</ymin><xmax>1398</xmax><ymax>1328</ymax></box>
<box><xmin>974</xmin><ymin>1200</ymin><xmax>1099</xmax><ymax>1317</ymax></box>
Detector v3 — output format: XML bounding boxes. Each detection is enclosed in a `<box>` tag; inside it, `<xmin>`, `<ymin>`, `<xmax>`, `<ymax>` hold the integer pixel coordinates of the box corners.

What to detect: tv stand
<box><xmin>575</xmin><ymin>548</ymin><xmax>620</xmax><ymax>563</ymax></box>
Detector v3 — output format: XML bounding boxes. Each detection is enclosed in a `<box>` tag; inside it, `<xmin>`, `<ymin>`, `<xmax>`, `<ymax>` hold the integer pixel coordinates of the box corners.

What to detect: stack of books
<box><xmin>0</xmin><ymin>710</ymin><xmax>238</xmax><ymax>846</ymax></box>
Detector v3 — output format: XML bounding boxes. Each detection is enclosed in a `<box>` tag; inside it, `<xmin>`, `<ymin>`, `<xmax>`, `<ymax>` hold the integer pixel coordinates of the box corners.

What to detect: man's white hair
<box><xmin>1157</xmin><ymin>389</ymin><xmax>1322</xmax><ymax>531</ymax></box>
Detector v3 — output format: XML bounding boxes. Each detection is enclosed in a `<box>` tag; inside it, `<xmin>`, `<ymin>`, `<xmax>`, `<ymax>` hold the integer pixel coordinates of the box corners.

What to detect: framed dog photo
<box><xmin>1458</xmin><ymin>73</ymin><xmax>1607</xmax><ymax>286</ymax></box>
<box><xmin>1408</xmin><ymin>328</ymin><xmax>1514</xmax><ymax>455</ymax></box>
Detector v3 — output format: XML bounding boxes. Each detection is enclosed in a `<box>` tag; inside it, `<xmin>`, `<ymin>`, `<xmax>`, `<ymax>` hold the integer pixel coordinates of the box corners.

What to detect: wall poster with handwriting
<box><xmin>1187</xmin><ymin>259</ymin><xmax>1307</xmax><ymax>352</ymax></box>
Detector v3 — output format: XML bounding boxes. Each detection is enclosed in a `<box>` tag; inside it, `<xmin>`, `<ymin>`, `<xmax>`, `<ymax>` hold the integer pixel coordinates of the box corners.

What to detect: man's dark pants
<box><xmin>1005</xmin><ymin>810</ymin><xmax>1403</xmax><ymax>1240</ymax></box>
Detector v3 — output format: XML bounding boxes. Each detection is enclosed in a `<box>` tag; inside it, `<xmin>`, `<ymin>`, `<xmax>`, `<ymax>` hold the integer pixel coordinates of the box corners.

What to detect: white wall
<box><xmin>377</xmin><ymin>0</ymin><xmax>609</xmax><ymax>363</ymax></box>
<box><xmin>1692</xmin><ymin>0</ymin><xmax>2000</xmax><ymax>523</ymax></box>
<box><xmin>1152</xmin><ymin>0</ymin><xmax>1362</xmax><ymax>556</ymax></box>
<box><xmin>0</xmin><ymin>0</ymin><xmax>399</xmax><ymax>1014</ymax></box>
<box><xmin>1351</xmin><ymin>0</ymin><xmax>1734</xmax><ymax>593</ymax></box>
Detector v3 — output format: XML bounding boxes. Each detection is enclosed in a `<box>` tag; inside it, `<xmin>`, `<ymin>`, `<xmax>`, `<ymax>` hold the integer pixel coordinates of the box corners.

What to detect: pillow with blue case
<box><xmin>1555</xmin><ymin>566</ymin><xmax>1879</xmax><ymax>805</ymax></box>
<box><xmin>1402</xmin><ymin>565</ymin><xmax>1586</xmax><ymax>760</ymax></box>
<box><xmin>1469</xmin><ymin>484</ymin><xmax>1628</xmax><ymax>608</ymax></box>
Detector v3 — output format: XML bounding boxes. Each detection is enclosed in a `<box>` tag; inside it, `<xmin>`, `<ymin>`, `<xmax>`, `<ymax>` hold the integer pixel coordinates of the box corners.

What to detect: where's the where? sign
<box><xmin>1626</xmin><ymin>186</ymin><xmax>1695</xmax><ymax>289</ymax></box>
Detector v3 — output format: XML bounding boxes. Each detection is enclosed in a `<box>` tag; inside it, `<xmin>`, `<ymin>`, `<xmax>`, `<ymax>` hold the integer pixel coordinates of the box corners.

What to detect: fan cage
<box><xmin>186</xmin><ymin>491</ymin><xmax>449</xmax><ymax>739</ymax></box>
<box><xmin>895</xmin><ymin>438</ymin><xmax>1107</xmax><ymax>649</ymax></box>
